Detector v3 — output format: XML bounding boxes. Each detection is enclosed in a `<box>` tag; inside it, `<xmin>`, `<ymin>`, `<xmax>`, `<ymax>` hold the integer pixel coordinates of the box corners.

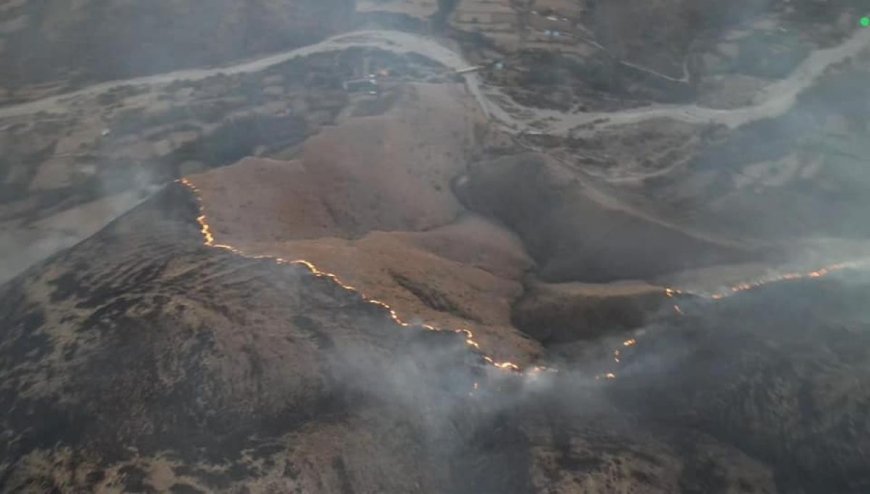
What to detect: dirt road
<box><xmin>3</xmin><ymin>28</ymin><xmax>869</xmax><ymax>135</ymax></box>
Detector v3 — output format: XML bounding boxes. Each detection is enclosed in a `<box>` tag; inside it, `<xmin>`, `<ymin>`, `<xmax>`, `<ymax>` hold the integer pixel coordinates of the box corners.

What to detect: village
<box><xmin>450</xmin><ymin>0</ymin><xmax>593</xmax><ymax>53</ymax></box>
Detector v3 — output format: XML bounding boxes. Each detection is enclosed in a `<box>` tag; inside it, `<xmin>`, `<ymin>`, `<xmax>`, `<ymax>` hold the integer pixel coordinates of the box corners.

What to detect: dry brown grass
<box><xmin>190</xmin><ymin>83</ymin><xmax>542</xmax><ymax>364</ymax></box>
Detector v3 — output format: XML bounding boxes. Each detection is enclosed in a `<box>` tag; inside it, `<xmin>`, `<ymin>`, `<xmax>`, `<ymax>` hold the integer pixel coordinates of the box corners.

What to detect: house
<box><xmin>452</xmin><ymin>0</ymin><xmax>519</xmax><ymax>31</ymax></box>
<box><xmin>343</xmin><ymin>78</ymin><xmax>379</xmax><ymax>95</ymax></box>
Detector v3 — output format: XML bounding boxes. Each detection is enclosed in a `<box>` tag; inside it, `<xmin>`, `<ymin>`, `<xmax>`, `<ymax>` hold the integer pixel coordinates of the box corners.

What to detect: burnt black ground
<box><xmin>1</xmin><ymin>182</ymin><xmax>868</xmax><ymax>492</ymax></box>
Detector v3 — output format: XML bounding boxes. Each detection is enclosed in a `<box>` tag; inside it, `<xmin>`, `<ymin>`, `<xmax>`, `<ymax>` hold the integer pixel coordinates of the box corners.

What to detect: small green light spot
<box><xmin>861</xmin><ymin>16</ymin><xmax>870</xmax><ymax>27</ymax></box>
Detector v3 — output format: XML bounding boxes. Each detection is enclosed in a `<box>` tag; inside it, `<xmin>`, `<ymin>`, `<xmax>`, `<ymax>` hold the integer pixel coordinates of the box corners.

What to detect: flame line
<box><xmin>180</xmin><ymin>178</ymin><xmax>866</xmax><ymax>379</ymax></box>
<box><xmin>600</xmin><ymin>260</ymin><xmax>867</xmax><ymax>380</ymax></box>
<box><xmin>662</xmin><ymin>261</ymin><xmax>864</xmax><ymax>302</ymax></box>
<box><xmin>179</xmin><ymin>179</ymin><xmax>527</xmax><ymax>373</ymax></box>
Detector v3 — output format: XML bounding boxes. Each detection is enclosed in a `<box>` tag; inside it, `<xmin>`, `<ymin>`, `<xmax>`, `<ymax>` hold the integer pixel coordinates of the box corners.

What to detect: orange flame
<box><xmin>604</xmin><ymin>259</ymin><xmax>864</xmax><ymax>381</ymax></box>
<box><xmin>660</xmin><ymin>262</ymin><xmax>861</xmax><ymax>303</ymax></box>
<box><xmin>182</xmin><ymin>177</ymin><xmax>865</xmax><ymax>380</ymax></box>
<box><xmin>179</xmin><ymin>178</ymin><xmax>530</xmax><ymax>374</ymax></box>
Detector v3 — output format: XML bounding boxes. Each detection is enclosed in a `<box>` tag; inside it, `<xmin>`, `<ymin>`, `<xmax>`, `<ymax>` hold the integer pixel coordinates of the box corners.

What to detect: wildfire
<box><xmin>601</xmin><ymin>259</ymin><xmax>865</xmax><ymax>382</ymax></box>
<box><xmin>179</xmin><ymin>178</ymin><xmax>528</xmax><ymax>374</ymax></box>
<box><xmin>181</xmin><ymin>177</ymin><xmax>866</xmax><ymax>381</ymax></box>
<box><xmin>676</xmin><ymin>262</ymin><xmax>862</xmax><ymax>301</ymax></box>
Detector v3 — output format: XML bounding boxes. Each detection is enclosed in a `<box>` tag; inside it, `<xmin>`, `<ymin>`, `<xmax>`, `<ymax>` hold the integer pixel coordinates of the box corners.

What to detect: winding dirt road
<box><xmin>3</xmin><ymin>27</ymin><xmax>870</xmax><ymax>136</ymax></box>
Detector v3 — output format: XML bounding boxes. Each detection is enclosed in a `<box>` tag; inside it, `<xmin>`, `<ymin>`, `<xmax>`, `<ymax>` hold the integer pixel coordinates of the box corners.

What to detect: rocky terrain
<box><xmin>3</xmin><ymin>0</ymin><xmax>870</xmax><ymax>492</ymax></box>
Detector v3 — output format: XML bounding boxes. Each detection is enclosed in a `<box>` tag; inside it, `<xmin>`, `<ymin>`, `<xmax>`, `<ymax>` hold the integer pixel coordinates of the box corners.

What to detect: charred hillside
<box><xmin>0</xmin><ymin>183</ymin><xmax>486</xmax><ymax>492</ymax></box>
<box><xmin>3</xmin><ymin>182</ymin><xmax>870</xmax><ymax>492</ymax></box>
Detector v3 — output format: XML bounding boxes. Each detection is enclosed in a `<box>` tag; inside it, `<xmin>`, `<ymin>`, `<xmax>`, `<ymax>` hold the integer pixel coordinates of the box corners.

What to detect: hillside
<box><xmin>2</xmin><ymin>0</ymin><xmax>870</xmax><ymax>492</ymax></box>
